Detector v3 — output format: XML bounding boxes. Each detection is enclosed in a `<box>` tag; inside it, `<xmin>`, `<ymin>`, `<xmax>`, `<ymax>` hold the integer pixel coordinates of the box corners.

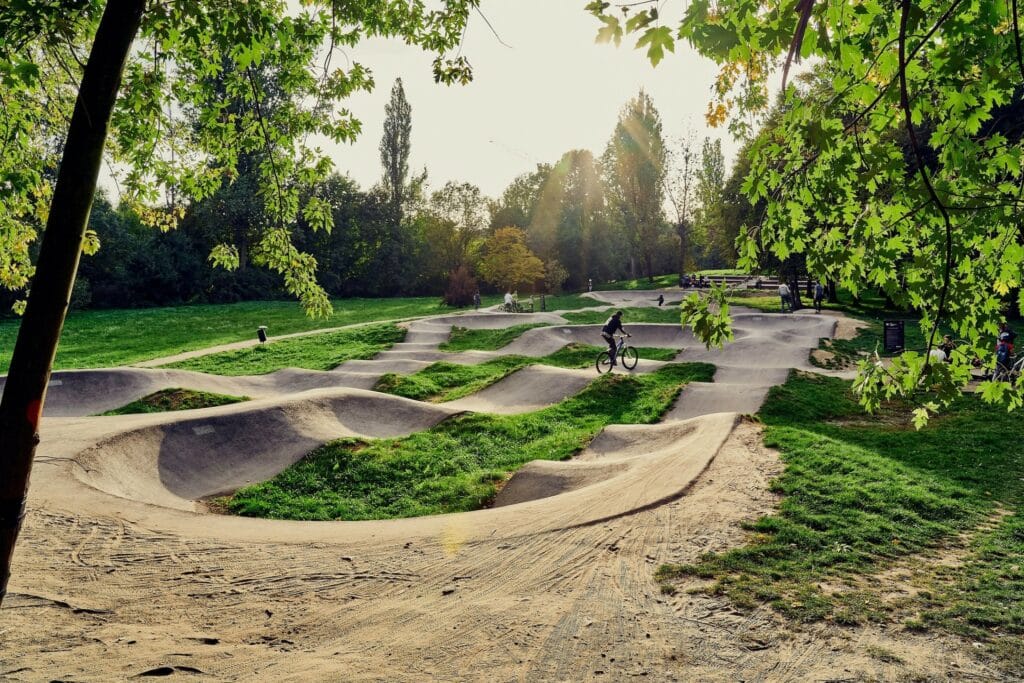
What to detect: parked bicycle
<box><xmin>596</xmin><ymin>334</ymin><xmax>638</xmax><ymax>373</ymax></box>
<box><xmin>992</xmin><ymin>352</ymin><xmax>1024</xmax><ymax>384</ymax></box>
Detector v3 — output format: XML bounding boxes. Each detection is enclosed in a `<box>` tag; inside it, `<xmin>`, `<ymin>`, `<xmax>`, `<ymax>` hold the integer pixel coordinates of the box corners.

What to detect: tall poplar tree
<box><xmin>380</xmin><ymin>77</ymin><xmax>413</xmax><ymax>224</ymax></box>
<box><xmin>603</xmin><ymin>91</ymin><xmax>666</xmax><ymax>281</ymax></box>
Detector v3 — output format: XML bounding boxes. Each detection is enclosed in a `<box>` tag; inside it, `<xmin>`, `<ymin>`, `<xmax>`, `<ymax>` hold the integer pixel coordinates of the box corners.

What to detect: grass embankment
<box><xmin>0</xmin><ymin>297</ymin><xmax>454</xmax><ymax>373</ymax></box>
<box><xmin>594</xmin><ymin>270</ymin><xmax>746</xmax><ymax>291</ymax></box>
<box><xmin>376</xmin><ymin>344</ymin><xmax>680</xmax><ymax>402</ymax></box>
<box><xmin>227</xmin><ymin>362</ymin><xmax>715</xmax><ymax>520</ymax></box>
<box><xmin>440</xmin><ymin>324</ymin><xmax>550</xmax><ymax>352</ymax></box>
<box><xmin>165</xmin><ymin>323</ymin><xmax>406</xmax><ymax>375</ymax></box>
<box><xmin>562</xmin><ymin>308</ymin><xmax>681</xmax><ymax>325</ymax></box>
<box><xmin>657</xmin><ymin>371</ymin><xmax>1024</xmax><ymax>669</ymax></box>
<box><xmin>100</xmin><ymin>388</ymin><xmax>249</xmax><ymax>415</ymax></box>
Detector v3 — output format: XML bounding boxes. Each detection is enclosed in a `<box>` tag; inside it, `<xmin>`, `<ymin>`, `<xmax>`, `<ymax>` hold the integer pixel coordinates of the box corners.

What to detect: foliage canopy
<box><xmin>588</xmin><ymin>0</ymin><xmax>1024</xmax><ymax>420</ymax></box>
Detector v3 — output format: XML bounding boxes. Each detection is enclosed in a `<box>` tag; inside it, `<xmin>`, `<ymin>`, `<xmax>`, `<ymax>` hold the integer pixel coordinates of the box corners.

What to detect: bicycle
<box><xmin>992</xmin><ymin>353</ymin><xmax>1024</xmax><ymax>384</ymax></box>
<box><xmin>596</xmin><ymin>334</ymin><xmax>638</xmax><ymax>373</ymax></box>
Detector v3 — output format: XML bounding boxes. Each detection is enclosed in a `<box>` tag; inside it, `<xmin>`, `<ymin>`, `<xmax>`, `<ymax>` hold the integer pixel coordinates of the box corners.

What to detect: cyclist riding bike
<box><xmin>601</xmin><ymin>310</ymin><xmax>629</xmax><ymax>366</ymax></box>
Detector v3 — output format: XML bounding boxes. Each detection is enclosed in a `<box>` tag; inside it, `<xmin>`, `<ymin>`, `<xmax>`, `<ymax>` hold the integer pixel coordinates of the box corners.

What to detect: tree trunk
<box><xmin>629</xmin><ymin>255</ymin><xmax>636</xmax><ymax>280</ymax></box>
<box><xmin>676</xmin><ymin>220</ymin><xmax>687</xmax><ymax>278</ymax></box>
<box><xmin>644</xmin><ymin>252</ymin><xmax>654</xmax><ymax>283</ymax></box>
<box><xmin>0</xmin><ymin>0</ymin><xmax>146</xmax><ymax>607</ymax></box>
<box><xmin>827</xmin><ymin>279</ymin><xmax>838</xmax><ymax>303</ymax></box>
<box><xmin>789</xmin><ymin>274</ymin><xmax>803</xmax><ymax>310</ymax></box>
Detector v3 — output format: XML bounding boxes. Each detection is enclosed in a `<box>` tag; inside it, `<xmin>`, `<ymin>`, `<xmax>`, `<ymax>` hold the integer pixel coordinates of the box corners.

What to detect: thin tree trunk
<box><xmin>677</xmin><ymin>221</ymin><xmax>687</xmax><ymax>278</ymax></box>
<box><xmin>0</xmin><ymin>0</ymin><xmax>146</xmax><ymax>607</ymax></box>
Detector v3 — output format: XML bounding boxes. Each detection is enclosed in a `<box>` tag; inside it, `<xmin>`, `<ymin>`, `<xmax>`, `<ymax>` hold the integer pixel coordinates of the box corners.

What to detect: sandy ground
<box><xmin>0</xmin><ymin>301</ymin><xmax>1000</xmax><ymax>681</ymax></box>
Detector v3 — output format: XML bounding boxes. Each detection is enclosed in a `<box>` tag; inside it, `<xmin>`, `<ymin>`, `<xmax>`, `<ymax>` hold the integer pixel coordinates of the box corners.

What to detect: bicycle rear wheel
<box><xmin>596</xmin><ymin>351</ymin><xmax>613</xmax><ymax>374</ymax></box>
<box><xmin>620</xmin><ymin>346</ymin><xmax>638</xmax><ymax>369</ymax></box>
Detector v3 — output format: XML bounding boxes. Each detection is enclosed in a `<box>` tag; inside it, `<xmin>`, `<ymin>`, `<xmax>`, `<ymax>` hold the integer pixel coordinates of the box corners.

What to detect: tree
<box><xmin>692</xmin><ymin>137</ymin><xmax>727</xmax><ymax>268</ymax></box>
<box><xmin>664</xmin><ymin>130</ymin><xmax>699</xmax><ymax>276</ymax></box>
<box><xmin>0</xmin><ymin>0</ymin><xmax>478</xmax><ymax>606</ymax></box>
<box><xmin>587</xmin><ymin>0</ymin><xmax>1024</xmax><ymax>422</ymax></box>
<box><xmin>489</xmin><ymin>164</ymin><xmax>551</xmax><ymax>230</ymax></box>
<box><xmin>603</xmin><ymin>90</ymin><xmax>666</xmax><ymax>281</ymax></box>
<box><xmin>380</xmin><ymin>77</ymin><xmax>413</xmax><ymax>223</ymax></box>
<box><xmin>477</xmin><ymin>227</ymin><xmax>545</xmax><ymax>293</ymax></box>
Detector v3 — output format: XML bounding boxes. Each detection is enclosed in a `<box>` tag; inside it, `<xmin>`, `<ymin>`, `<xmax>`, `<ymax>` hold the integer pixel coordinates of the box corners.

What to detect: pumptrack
<box><xmin>2</xmin><ymin>299</ymin><xmax>979</xmax><ymax>681</ymax></box>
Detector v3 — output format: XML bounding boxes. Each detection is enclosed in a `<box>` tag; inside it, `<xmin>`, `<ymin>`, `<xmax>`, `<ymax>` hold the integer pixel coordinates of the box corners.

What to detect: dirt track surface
<box><xmin>1</xmin><ymin>302</ymin><xmax>994</xmax><ymax>681</ymax></box>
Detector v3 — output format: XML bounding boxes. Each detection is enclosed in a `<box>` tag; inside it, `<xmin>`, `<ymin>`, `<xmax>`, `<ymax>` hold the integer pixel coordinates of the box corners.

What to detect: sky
<box><xmin>324</xmin><ymin>0</ymin><xmax>740</xmax><ymax>199</ymax></box>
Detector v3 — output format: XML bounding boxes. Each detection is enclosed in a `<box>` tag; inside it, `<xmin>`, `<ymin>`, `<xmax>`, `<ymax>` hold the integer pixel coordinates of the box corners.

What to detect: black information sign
<box><xmin>883</xmin><ymin>320</ymin><xmax>904</xmax><ymax>353</ymax></box>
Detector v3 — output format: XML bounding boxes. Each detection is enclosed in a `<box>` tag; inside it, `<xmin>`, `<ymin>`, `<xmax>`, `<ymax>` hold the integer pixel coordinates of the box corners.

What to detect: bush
<box><xmin>443</xmin><ymin>265</ymin><xmax>477</xmax><ymax>307</ymax></box>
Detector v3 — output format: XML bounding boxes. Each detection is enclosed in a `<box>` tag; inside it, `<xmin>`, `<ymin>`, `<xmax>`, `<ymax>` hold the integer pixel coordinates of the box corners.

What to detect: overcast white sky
<box><xmin>326</xmin><ymin>0</ymin><xmax>740</xmax><ymax>198</ymax></box>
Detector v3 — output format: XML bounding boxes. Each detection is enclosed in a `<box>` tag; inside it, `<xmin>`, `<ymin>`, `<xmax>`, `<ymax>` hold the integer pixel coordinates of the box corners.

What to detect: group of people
<box><xmin>925</xmin><ymin>323</ymin><xmax>1017</xmax><ymax>378</ymax></box>
<box><xmin>778</xmin><ymin>281</ymin><xmax>826</xmax><ymax>313</ymax></box>
<box><xmin>680</xmin><ymin>274</ymin><xmax>711</xmax><ymax>288</ymax></box>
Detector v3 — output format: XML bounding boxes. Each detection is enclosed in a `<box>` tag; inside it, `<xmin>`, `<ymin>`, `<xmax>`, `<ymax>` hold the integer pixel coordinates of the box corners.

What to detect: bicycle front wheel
<box><xmin>596</xmin><ymin>351</ymin><xmax>612</xmax><ymax>374</ymax></box>
<box><xmin>620</xmin><ymin>346</ymin><xmax>638</xmax><ymax>369</ymax></box>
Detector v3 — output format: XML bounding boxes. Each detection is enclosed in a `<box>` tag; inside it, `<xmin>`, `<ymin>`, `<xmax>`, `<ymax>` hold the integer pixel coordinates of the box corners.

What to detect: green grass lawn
<box><xmin>376</xmin><ymin>344</ymin><xmax>680</xmax><ymax>402</ymax></box>
<box><xmin>0</xmin><ymin>297</ymin><xmax>459</xmax><ymax>373</ymax></box>
<box><xmin>100</xmin><ymin>388</ymin><xmax>249</xmax><ymax>415</ymax></box>
<box><xmin>439</xmin><ymin>323</ymin><xmax>550</xmax><ymax>352</ymax></box>
<box><xmin>164</xmin><ymin>323</ymin><xmax>406</xmax><ymax>375</ymax></box>
<box><xmin>657</xmin><ymin>371</ymin><xmax>1024</xmax><ymax>671</ymax></box>
<box><xmin>562</xmin><ymin>307</ymin><xmax>682</xmax><ymax>325</ymax></box>
<box><xmin>226</xmin><ymin>362</ymin><xmax>715</xmax><ymax>521</ymax></box>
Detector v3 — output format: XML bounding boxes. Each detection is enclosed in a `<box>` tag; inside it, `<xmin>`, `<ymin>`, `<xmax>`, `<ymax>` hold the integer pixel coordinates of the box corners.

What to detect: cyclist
<box><xmin>601</xmin><ymin>310</ymin><xmax>629</xmax><ymax>366</ymax></box>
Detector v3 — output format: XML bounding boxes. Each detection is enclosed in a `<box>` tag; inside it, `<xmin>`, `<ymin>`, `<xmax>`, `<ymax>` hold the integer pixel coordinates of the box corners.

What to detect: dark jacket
<box><xmin>602</xmin><ymin>316</ymin><xmax>624</xmax><ymax>335</ymax></box>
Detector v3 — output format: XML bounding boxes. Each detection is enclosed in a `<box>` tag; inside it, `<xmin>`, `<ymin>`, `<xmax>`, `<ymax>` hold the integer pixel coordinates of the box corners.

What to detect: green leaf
<box><xmin>636</xmin><ymin>26</ymin><xmax>675</xmax><ymax>67</ymax></box>
<box><xmin>596</xmin><ymin>16</ymin><xmax>623</xmax><ymax>46</ymax></box>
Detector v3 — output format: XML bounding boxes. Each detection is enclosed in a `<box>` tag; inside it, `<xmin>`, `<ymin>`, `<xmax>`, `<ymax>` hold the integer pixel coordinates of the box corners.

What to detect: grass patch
<box><xmin>562</xmin><ymin>307</ymin><xmax>682</xmax><ymax>325</ymax></box>
<box><xmin>531</xmin><ymin>293</ymin><xmax>596</xmax><ymax>311</ymax></box>
<box><xmin>595</xmin><ymin>270</ymin><xmax>745</xmax><ymax>291</ymax></box>
<box><xmin>100</xmin><ymin>388</ymin><xmax>249</xmax><ymax>415</ymax></box>
<box><xmin>165</xmin><ymin>323</ymin><xmax>406</xmax><ymax>375</ymax></box>
<box><xmin>228</xmin><ymin>362</ymin><xmax>715</xmax><ymax>520</ymax></box>
<box><xmin>657</xmin><ymin>371</ymin><xmax>1024</xmax><ymax>658</ymax></box>
<box><xmin>0</xmin><ymin>297</ymin><xmax>460</xmax><ymax>372</ymax></box>
<box><xmin>440</xmin><ymin>323</ymin><xmax>550</xmax><ymax>352</ymax></box>
<box><xmin>376</xmin><ymin>343</ymin><xmax>680</xmax><ymax>402</ymax></box>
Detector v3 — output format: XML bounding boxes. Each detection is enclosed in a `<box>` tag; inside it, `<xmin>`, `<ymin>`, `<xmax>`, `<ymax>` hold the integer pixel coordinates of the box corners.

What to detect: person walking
<box><xmin>587</xmin><ymin>278</ymin><xmax>593</xmax><ymax>292</ymax></box>
<box><xmin>473</xmin><ymin>290</ymin><xmax>481</xmax><ymax>310</ymax></box>
<box><xmin>778</xmin><ymin>282</ymin><xmax>792</xmax><ymax>313</ymax></box>
<box><xmin>813</xmin><ymin>281</ymin><xmax>824</xmax><ymax>313</ymax></box>
<box><xmin>600</xmin><ymin>310</ymin><xmax>629</xmax><ymax>366</ymax></box>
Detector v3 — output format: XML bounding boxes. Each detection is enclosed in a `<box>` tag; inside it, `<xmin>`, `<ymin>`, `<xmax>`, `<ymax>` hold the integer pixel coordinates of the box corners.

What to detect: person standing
<box><xmin>588</xmin><ymin>278</ymin><xmax>593</xmax><ymax>292</ymax></box>
<box><xmin>813</xmin><ymin>281</ymin><xmax>825</xmax><ymax>313</ymax></box>
<box><xmin>503</xmin><ymin>291</ymin><xmax>514</xmax><ymax>312</ymax></box>
<box><xmin>778</xmin><ymin>282</ymin><xmax>792</xmax><ymax>313</ymax></box>
<box><xmin>600</xmin><ymin>310</ymin><xmax>629</xmax><ymax>366</ymax></box>
<box><xmin>473</xmin><ymin>290</ymin><xmax>481</xmax><ymax>310</ymax></box>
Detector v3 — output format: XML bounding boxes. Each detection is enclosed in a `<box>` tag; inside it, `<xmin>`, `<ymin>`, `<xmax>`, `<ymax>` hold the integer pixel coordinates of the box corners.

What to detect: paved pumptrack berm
<box><xmin>0</xmin><ymin>295</ymin><xmax>982</xmax><ymax>681</ymax></box>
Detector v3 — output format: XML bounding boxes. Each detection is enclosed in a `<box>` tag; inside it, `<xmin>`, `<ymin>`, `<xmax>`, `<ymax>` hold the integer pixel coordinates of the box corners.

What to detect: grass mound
<box><xmin>657</xmin><ymin>371</ymin><xmax>1024</xmax><ymax>666</ymax></box>
<box><xmin>164</xmin><ymin>323</ymin><xmax>406</xmax><ymax>375</ymax></box>
<box><xmin>100</xmin><ymin>388</ymin><xmax>249</xmax><ymax>415</ymax></box>
<box><xmin>227</xmin><ymin>362</ymin><xmax>714</xmax><ymax>521</ymax></box>
<box><xmin>375</xmin><ymin>344</ymin><xmax>680</xmax><ymax>402</ymax></box>
<box><xmin>440</xmin><ymin>323</ymin><xmax>550</xmax><ymax>352</ymax></box>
